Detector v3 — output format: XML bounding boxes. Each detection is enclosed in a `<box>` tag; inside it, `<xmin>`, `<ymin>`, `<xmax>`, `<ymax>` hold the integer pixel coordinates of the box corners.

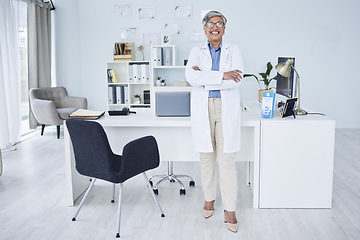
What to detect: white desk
<box><xmin>64</xmin><ymin>110</ymin><xmax>261</xmax><ymax>207</ymax></box>
<box><xmin>64</xmin><ymin>103</ymin><xmax>335</xmax><ymax>209</ymax></box>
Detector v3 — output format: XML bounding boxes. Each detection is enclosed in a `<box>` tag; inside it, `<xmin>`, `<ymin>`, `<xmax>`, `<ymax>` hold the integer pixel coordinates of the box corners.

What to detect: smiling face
<box><xmin>204</xmin><ymin>16</ymin><xmax>226</xmax><ymax>47</ymax></box>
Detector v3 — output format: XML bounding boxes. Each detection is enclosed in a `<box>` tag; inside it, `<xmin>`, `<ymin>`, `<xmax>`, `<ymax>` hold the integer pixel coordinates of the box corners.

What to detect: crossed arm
<box><xmin>192</xmin><ymin>66</ymin><xmax>243</xmax><ymax>83</ymax></box>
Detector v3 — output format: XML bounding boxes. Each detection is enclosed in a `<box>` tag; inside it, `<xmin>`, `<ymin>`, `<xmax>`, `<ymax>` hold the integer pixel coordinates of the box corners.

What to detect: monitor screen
<box><xmin>276</xmin><ymin>57</ymin><xmax>296</xmax><ymax>98</ymax></box>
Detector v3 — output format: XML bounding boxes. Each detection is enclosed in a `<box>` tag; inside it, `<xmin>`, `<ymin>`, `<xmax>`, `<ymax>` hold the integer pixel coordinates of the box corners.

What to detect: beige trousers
<box><xmin>200</xmin><ymin>98</ymin><xmax>238</xmax><ymax>211</ymax></box>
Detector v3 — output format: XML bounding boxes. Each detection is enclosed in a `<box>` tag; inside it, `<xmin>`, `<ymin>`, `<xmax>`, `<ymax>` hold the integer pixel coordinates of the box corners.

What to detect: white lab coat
<box><xmin>185</xmin><ymin>41</ymin><xmax>244</xmax><ymax>153</ymax></box>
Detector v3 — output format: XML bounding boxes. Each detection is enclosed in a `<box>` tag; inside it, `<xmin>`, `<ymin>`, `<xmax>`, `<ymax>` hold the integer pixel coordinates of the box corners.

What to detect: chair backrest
<box><xmin>66</xmin><ymin>118</ymin><xmax>120</xmax><ymax>182</ymax></box>
<box><xmin>29</xmin><ymin>87</ymin><xmax>68</xmax><ymax>108</ymax></box>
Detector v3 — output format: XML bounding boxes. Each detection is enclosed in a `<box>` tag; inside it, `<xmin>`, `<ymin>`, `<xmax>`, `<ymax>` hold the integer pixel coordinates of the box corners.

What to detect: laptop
<box><xmin>155</xmin><ymin>91</ymin><xmax>191</xmax><ymax>117</ymax></box>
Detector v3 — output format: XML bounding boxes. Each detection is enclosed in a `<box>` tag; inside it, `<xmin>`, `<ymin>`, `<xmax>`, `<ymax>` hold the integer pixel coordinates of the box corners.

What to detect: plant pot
<box><xmin>258</xmin><ymin>89</ymin><xmax>273</xmax><ymax>102</ymax></box>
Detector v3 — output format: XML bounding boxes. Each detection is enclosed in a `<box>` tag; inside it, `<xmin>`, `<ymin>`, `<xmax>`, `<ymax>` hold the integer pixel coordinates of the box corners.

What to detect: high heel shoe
<box><xmin>224</xmin><ymin>212</ymin><xmax>238</xmax><ymax>233</ymax></box>
<box><xmin>203</xmin><ymin>209</ymin><xmax>214</xmax><ymax>218</ymax></box>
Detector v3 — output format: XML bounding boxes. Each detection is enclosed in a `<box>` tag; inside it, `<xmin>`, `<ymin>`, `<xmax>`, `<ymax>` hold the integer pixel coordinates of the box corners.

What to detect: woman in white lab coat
<box><xmin>185</xmin><ymin>11</ymin><xmax>244</xmax><ymax>233</ymax></box>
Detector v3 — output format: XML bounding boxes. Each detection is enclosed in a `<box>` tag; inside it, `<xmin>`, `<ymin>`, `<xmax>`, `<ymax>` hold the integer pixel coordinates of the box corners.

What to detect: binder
<box><xmin>137</xmin><ymin>64</ymin><xmax>142</xmax><ymax>83</ymax></box>
<box><xmin>128</xmin><ymin>65</ymin><xmax>133</xmax><ymax>83</ymax></box>
<box><xmin>152</xmin><ymin>47</ymin><xmax>163</xmax><ymax>66</ymax></box>
<box><xmin>157</xmin><ymin>47</ymin><xmax>163</xmax><ymax>66</ymax></box>
<box><xmin>108</xmin><ymin>86</ymin><xmax>114</xmax><ymax>104</ymax></box>
<box><xmin>152</xmin><ymin>47</ymin><xmax>158</xmax><ymax>66</ymax></box>
<box><xmin>141</xmin><ymin>64</ymin><xmax>147</xmax><ymax>83</ymax></box>
<box><xmin>163</xmin><ymin>48</ymin><xmax>171</xmax><ymax>66</ymax></box>
<box><xmin>124</xmin><ymin>86</ymin><xmax>129</xmax><ymax>103</ymax></box>
<box><xmin>120</xmin><ymin>86</ymin><xmax>125</xmax><ymax>103</ymax></box>
<box><xmin>132</xmin><ymin>64</ymin><xmax>138</xmax><ymax>83</ymax></box>
<box><xmin>116</xmin><ymin>86</ymin><xmax>121</xmax><ymax>104</ymax></box>
<box><xmin>145</xmin><ymin>64</ymin><xmax>150</xmax><ymax>83</ymax></box>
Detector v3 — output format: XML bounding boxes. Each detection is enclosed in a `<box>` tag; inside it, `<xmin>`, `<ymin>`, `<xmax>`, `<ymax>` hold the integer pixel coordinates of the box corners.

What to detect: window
<box><xmin>19</xmin><ymin>1</ymin><xmax>30</xmax><ymax>134</ymax></box>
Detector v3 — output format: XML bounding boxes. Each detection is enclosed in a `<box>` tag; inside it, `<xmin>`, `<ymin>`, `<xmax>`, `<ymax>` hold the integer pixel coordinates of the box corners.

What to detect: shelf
<box><xmin>107</xmin><ymin>82</ymin><xmax>128</xmax><ymax>85</ymax></box>
<box><xmin>152</xmin><ymin>66</ymin><xmax>185</xmax><ymax>69</ymax></box>
<box><xmin>153</xmin><ymin>86</ymin><xmax>191</xmax><ymax>91</ymax></box>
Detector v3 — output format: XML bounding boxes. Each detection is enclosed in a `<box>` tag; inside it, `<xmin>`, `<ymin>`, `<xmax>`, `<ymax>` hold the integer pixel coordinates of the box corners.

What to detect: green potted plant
<box><xmin>134</xmin><ymin>94</ymin><xmax>141</xmax><ymax>104</ymax></box>
<box><xmin>244</xmin><ymin>62</ymin><xmax>277</xmax><ymax>101</ymax></box>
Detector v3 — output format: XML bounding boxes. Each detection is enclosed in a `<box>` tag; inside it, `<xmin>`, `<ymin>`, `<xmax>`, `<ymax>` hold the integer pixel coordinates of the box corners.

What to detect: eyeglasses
<box><xmin>206</xmin><ymin>22</ymin><xmax>225</xmax><ymax>29</ymax></box>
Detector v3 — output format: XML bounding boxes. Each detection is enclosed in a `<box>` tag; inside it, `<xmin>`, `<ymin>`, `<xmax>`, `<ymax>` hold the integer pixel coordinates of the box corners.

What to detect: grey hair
<box><xmin>202</xmin><ymin>11</ymin><xmax>227</xmax><ymax>28</ymax></box>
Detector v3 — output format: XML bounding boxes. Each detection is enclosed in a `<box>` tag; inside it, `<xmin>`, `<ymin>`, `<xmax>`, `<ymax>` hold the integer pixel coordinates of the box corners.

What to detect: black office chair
<box><xmin>66</xmin><ymin>118</ymin><xmax>165</xmax><ymax>238</ymax></box>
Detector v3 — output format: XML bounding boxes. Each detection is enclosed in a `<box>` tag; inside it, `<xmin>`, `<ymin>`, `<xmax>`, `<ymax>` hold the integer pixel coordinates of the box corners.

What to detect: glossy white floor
<box><xmin>0</xmin><ymin>127</ymin><xmax>359</xmax><ymax>240</ymax></box>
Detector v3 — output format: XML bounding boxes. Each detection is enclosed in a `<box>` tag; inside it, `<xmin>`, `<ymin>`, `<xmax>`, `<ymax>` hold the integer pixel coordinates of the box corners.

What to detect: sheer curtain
<box><xmin>0</xmin><ymin>0</ymin><xmax>21</xmax><ymax>151</ymax></box>
<box><xmin>27</xmin><ymin>0</ymin><xmax>51</xmax><ymax>129</ymax></box>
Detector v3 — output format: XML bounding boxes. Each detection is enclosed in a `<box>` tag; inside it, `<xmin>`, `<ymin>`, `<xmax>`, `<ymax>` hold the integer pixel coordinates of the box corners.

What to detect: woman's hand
<box><xmin>223</xmin><ymin>70</ymin><xmax>243</xmax><ymax>83</ymax></box>
<box><xmin>192</xmin><ymin>66</ymin><xmax>201</xmax><ymax>71</ymax></box>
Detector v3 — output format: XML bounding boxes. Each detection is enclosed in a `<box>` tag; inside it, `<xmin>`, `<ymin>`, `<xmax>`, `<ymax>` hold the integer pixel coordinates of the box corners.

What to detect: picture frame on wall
<box><xmin>120</xmin><ymin>28</ymin><xmax>137</xmax><ymax>40</ymax></box>
<box><xmin>143</xmin><ymin>33</ymin><xmax>160</xmax><ymax>45</ymax></box>
<box><xmin>164</xmin><ymin>23</ymin><xmax>181</xmax><ymax>35</ymax></box>
<box><xmin>114</xmin><ymin>4</ymin><xmax>131</xmax><ymax>17</ymax></box>
<box><xmin>138</xmin><ymin>7</ymin><xmax>156</xmax><ymax>20</ymax></box>
<box><xmin>175</xmin><ymin>6</ymin><xmax>192</xmax><ymax>18</ymax></box>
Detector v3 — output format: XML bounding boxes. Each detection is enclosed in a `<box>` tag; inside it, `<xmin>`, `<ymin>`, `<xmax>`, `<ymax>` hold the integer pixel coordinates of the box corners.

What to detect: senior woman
<box><xmin>185</xmin><ymin>11</ymin><xmax>244</xmax><ymax>233</ymax></box>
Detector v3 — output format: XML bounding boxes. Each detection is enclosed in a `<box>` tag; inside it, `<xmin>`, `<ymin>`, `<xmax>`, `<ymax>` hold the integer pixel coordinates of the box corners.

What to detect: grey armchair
<box><xmin>29</xmin><ymin>86</ymin><xmax>87</xmax><ymax>139</ymax></box>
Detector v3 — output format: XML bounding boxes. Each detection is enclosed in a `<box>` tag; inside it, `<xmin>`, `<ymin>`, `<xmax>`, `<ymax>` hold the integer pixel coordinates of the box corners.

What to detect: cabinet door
<box><xmin>259</xmin><ymin>120</ymin><xmax>335</xmax><ymax>208</ymax></box>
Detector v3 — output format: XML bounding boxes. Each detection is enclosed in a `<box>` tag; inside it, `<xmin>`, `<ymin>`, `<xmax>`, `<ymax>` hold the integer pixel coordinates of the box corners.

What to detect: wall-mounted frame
<box><xmin>138</xmin><ymin>7</ymin><xmax>156</xmax><ymax>20</ymax></box>
<box><xmin>143</xmin><ymin>33</ymin><xmax>160</xmax><ymax>45</ymax></box>
<box><xmin>164</xmin><ymin>23</ymin><xmax>181</xmax><ymax>35</ymax></box>
<box><xmin>120</xmin><ymin>28</ymin><xmax>137</xmax><ymax>40</ymax></box>
<box><xmin>114</xmin><ymin>4</ymin><xmax>131</xmax><ymax>17</ymax></box>
<box><xmin>175</xmin><ymin>6</ymin><xmax>192</xmax><ymax>18</ymax></box>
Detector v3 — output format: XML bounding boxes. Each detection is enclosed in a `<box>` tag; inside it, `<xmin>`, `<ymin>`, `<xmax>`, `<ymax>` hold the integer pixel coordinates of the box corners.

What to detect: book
<box><xmin>69</xmin><ymin>109</ymin><xmax>105</xmax><ymax>119</ymax></box>
<box><xmin>111</xmin><ymin>69</ymin><xmax>119</xmax><ymax>83</ymax></box>
<box><xmin>143</xmin><ymin>90</ymin><xmax>150</xmax><ymax>104</ymax></box>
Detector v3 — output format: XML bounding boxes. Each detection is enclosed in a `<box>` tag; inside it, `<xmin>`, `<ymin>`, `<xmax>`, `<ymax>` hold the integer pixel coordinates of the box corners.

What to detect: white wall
<box><xmin>53</xmin><ymin>0</ymin><xmax>360</xmax><ymax>128</ymax></box>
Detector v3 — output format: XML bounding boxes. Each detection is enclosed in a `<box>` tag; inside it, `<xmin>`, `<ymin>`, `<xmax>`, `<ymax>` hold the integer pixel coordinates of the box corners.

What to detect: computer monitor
<box><xmin>276</xmin><ymin>57</ymin><xmax>296</xmax><ymax>98</ymax></box>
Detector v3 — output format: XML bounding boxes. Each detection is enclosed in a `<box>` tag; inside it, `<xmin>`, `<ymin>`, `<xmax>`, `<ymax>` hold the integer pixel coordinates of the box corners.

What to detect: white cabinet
<box><xmin>106</xmin><ymin>61</ymin><xmax>151</xmax><ymax>110</ymax></box>
<box><xmin>259</xmin><ymin>115</ymin><xmax>335</xmax><ymax>208</ymax></box>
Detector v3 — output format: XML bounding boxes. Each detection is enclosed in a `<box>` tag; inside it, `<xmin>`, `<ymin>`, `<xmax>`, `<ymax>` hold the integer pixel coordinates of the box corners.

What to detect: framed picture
<box><xmin>143</xmin><ymin>33</ymin><xmax>160</xmax><ymax>45</ymax></box>
<box><xmin>281</xmin><ymin>98</ymin><xmax>298</xmax><ymax>118</ymax></box>
<box><xmin>114</xmin><ymin>4</ymin><xmax>131</xmax><ymax>17</ymax></box>
<box><xmin>138</xmin><ymin>7</ymin><xmax>156</xmax><ymax>20</ymax></box>
<box><xmin>164</xmin><ymin>23</ymin><xmax>181</xmax><ymax>35</ymax></box>
<box><xmin>120</xmin><ymin>28</ymin><xmax>137</xmax><ymax>40</ymax></box>
<box><xmin>175</xmin><ymin>6</ymin><xmax>192</xmax><ymax>18</ymax></box>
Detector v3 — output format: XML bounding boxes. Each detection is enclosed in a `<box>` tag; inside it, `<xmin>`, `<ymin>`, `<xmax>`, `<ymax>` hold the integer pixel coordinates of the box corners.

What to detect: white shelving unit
<box><xmin>106</xmin><ymin>45</ymin><xmax>191</xmax><ymax>112</ymax></box>
<box><xmin>150</xmin><ymin>45</ymin><xmax>191</xmax><ymax>113</ymax></box>
<box><xmin>106</xmin><ymin>61</ymin><xmax>151</xmax><ymax>110</ymax></box>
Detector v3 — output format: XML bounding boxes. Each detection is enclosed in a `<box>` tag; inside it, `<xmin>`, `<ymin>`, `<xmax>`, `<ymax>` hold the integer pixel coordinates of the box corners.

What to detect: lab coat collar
<box><xmin>201</xmin><ymin>41</ymin><xmax>230</xmax><ymax>49</ymax></box>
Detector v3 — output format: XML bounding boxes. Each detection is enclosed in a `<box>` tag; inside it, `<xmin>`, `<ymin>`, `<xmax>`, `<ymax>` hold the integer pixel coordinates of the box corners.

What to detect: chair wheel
<box><xmin>189</xmin><ymin>181</ymin><xmax>195</xmax><ymax>187</ymax></box>
<box><xmin>180</xmin><ymin>189</ymin><xmax>186</xmax><ymax>195</ymax></box>
<box><xmin>153</xmin><ymin>189</ymin><xmax>159</xmax><ymax>195</ymax></box>
<box><xmin>149</xmin><ymin>181</ymin><xmax>153</xmax><ymax>187</ymax></box>
<box><xmin>116</xmin><ymin>233</ymin><xmax>120</xmax><ymax>238</ymax></box>
<box><xmin>170</xmin><ymin>179</ymin><xmax>175</xmax><ymax>183</ymax></box>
